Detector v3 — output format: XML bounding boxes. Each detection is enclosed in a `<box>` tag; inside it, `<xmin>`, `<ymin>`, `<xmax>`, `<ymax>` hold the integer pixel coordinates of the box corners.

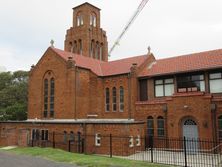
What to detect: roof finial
<box><xmin>50</xmin><ymin>39</ymin><xmax>55</xmax><ymax>48</ymax></box>
<box><xmin>147</xmin><ymin>46</ymin><xmax>151</xmax><ymax>55</ymax></box>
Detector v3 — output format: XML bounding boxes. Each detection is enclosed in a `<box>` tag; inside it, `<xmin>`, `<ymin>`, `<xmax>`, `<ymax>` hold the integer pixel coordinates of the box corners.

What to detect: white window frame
<box><xmin>136</xmin><ymin>135</ymin><xmax>141</xmax><ymax>146</ymax></box>
<box><xmin>95</xmin><ymin>133</ymin><xmax>101</xmax><ymax>146</ymax></box>
<box><xmin>129</xmin><ymin>136</ymin><xmax>134</xmax><ymax>148</ymax></box>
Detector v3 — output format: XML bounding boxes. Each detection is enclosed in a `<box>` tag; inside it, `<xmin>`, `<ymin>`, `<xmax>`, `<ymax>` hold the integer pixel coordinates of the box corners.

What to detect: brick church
<box><xmin>1</xmin><ymin>2</ymin><xmax>222</xmax><ymax>155</ymax></box>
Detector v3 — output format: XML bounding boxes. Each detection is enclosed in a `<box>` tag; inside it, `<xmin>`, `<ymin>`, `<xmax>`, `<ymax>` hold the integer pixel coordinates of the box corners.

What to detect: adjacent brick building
<box><xmin>1</xmin><ymin>2</ymin><xmax>222</xmax><ymax>155</ymax></box>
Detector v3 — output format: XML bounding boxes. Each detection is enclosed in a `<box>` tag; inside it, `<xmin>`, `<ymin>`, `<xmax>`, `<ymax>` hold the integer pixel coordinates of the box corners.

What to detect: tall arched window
<box><xmin>100</xmin><ymin>43</ymin><xmax>103</xmax><ymax>61</ymax></box>
<box><xmin>64</xmin><ymin>131</ymin><xmax>67</xmax><ymax>143</ymax></box>
<box><xmin>80</xmin><ymin>40</ymin><xmax>82</xmax><ymax>55</ymax></box>
<box><xmin>112</xmin><ymin>87</ymin><xmax>117</xmax><ymax>112</ymax></box>
<box><xmin>147</xmin><ymin>116</ymin><xmax>154</xmax><ymax>136</ymax></box>
<box><xmin>105</xmin><ymin>88</ymin><xmax>110</xmax><ymax>112</ymax></box>
<box><xmin>90</xmin><ymin>40</ymin><xmax>94</xmax><ymax>58</ymax></box>
<box><xmin>157</xmin><ymin>116</ymin><xmax>164</xmax><ymax>137</ymax></box>
<box><xmin>77</xmin><ymin>13</ymin><xmax>83</xmax><ymax>26</ymax></box>
<box><xmin>73</xmin><ymin>41</ymin><xmax>77</xmax><ymax>53</ymax></box>
<box><xmin>43</xmin><ymin>79</ymin><xmax>48</xmax><ymax>118</ymax></box>
<box><xmin>50</xmin><ymin>78</ymin><xmax>55</xmax><ymax>117</ymax></box>
<box><xmin>90</xmin><ymin>13</ymin><xmax>96</xmax><ymax>27</ymax></box>
<box><xmin>119</xmin><ymin>86</ymin><xmax>124</xmax><ymax>112</ymax></box>
<box><xmin>218</xmin><ymin>116</ymin><xmax>222</xmax><ymax>139</ymax></box>
<box><xmin>95</xmin><ymin>42</ymin><xmax>99</xmax><ymax>59</ymax></box>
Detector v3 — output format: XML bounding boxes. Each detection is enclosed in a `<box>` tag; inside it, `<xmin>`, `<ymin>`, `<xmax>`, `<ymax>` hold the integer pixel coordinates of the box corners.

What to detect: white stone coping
<box><xmin>25</xmin><ymin>119</ymin><xmax>141</xmax><ymax>124</ymax></box>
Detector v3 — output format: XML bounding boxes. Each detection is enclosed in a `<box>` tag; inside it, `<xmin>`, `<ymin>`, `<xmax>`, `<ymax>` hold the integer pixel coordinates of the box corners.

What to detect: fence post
<box><xmin>53</xmin><ymin>131</ymin><xmax>55</xmax><ymax>148</ymax></box>
<box><xmin>110</xmin><ymin>134</ymin><xmax>112</xmax><ymax>158</ymax></box>
<box><xmin>150</xmin><ymin>136</ymin><xmax>153</xmax><ymax>163</ymax></box>
<box><xmin>68</xmin><ymin>140</ymin><xmax>71</xmax><ymax>152</ymax></box>
<box><xmin>183</xmin><ymin>136</ymin><xmax>188</xmax><ymax>167</ymax></box>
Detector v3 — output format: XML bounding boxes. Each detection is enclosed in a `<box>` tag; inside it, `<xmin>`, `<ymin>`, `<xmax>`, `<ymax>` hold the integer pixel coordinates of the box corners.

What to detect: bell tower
<box><xmin>64</xmin><ymin>2</ymin><xmax>108</xmax><ymax>61</ymax></box>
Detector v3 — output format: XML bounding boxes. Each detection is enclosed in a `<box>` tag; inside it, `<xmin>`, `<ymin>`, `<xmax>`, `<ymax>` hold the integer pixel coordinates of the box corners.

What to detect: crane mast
<box><xmin>108</xmin><ymin>0</ymin><xmax>150</xmax><ymax>56</ymax></box>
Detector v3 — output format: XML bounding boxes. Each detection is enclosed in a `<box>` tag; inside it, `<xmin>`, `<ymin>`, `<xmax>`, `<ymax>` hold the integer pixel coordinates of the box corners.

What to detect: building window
<box><xmin>139</xmin><ymin>79</ymin><xmax>148</xmax><ymax>101</ymax></box>
<box><xmin>50</xmin><ymin>78</ymin><xmax>54</xmax><ymax>117</ymax></box>
<box><xmin>100</xmin><ymin>44</ymin><xmax>103</xmax><ymax>61</ymax></box>
<box><xmin>209</xmin><ymin>72</ymin><xmax>222</xmax><ymax>93</ymax></box>
<box><xmin>95</xmin><ymin>42</ymin><xmax>99</xmax><ymax>59</ymax></box>
<box><xmin>43</xmin><ymin>79</ymin><xmax>48</xmax><ymax>117</ymax></box>
<box><xmin>105</xmin><ymin>88</ymin><xmax>110</xmax><ymax>112</ymax></box>
<box><xmin>70</xmin><ymin>131</ymin><xmax>74</xmax><ymax>141</ymax></box>
<box><xmin>157</xmin><ymin>116</ymin><xmax>165</xmax><ymax>137</ymax></box>
<box><xmin>77</xmin><ymin>14</ymin><xmax>83</xmax><ymax>26</ymax></box>
<box><xmin>64</xmin><ymin>131</ymin><xmax>67</xmax><ymax>143</ymax></box>
<box><xmin>74</xmin><ymin>41</ymin><xmax>77</xmax><ymax>53</ymax></box>
<box><xmin>147</xmin><ymin>116</ymin><xmax>154</xmax><ymax>136</ymax></box>
<box><xmin>79</xmin><ymin>40</ymin><xmax>82</xmax><ymax>55</ymax></box>
<box><xmin>32</xmin><ymin>129</ymin><xmax>40</xmax><ymax>140</ymax></box>
<box><xmin>218</xmin><ymin>116</ymin><xmax>222</xmax><ymax>140</ymax></box>
<box><xmin>119</xmin><ymin>86</ymin><xmax>124</xmax><ymax>112</ymax></box>
<box><xmin>95</xmin><ymin>133</ymin><xmax>101</xmax><ymax>146</ymax></box>
<box><xmin>155</xmin><ymin>78</ymin><xmax>174</xmax><ymax>97</ymax></box>
<box><xmin>129</xmin><ymin>136</ymin><xmax>134</xmax><ymax>147</ymax></box>
<box><xmin>177</xmin><ymin>74</ymin><xmax>205</xmax><ymax>93</ymax></box>
<box><xmin>90</xmin><ymin>40</ymin><xmax>94</xmax><ymax>58</ymax></box>
<box><xmin>90</xmin><ymin>13</ymin><xmax>96</xmax><ymax>27</ymax></box>
<box><xmin>41</xmin><ymin>130</ymin><xmax>49</xmax><ymax>141</ymax></box>
<box><xmin>112</xmin><ymin>87</ymin><xmax>117</xmax><ymax>112</ymax></box>
<box><xmin>136</xmin><ymin>135</ymin><xmax>141</xmax><ymax>146</ymax></box>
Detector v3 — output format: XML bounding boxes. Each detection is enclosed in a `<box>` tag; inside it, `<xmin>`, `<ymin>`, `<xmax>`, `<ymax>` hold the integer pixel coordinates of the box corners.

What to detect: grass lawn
<box><xmin>2</xmin><ymin>147</ymin><xmax>170</xmax><ymax>167</ymax></box>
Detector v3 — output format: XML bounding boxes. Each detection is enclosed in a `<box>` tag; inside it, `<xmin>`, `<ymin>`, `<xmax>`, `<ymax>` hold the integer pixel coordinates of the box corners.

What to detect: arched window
<box><xmin>105</xmin><ymin>88</ymin><xmax>110</xmax><ymax>112</ymax></box>
<box><xmin>119</xmin><ymin>86</ymin><xmax>124</xmax><ymax>112</ymax></box>
<box><xmin>90</xmin><ymin>13</ymin><xmax>96</xmax><ymax>27</ymax></box>
<box><xmin>100</xmin><ymin>43</ymin><xmax>103</xmax><ymax>61</ymax></box>
<box><xmin>43</xmin><ymin>79</ymin><xmax>48</xmax><ymax>118</ymax></box>
<box><xmin>157</xmin><ymin>116</ymin><xmax>164</xmax><ymax>137</ymax></box>
<box><xmin>95</xmin><ymin>42</ymin><xmax>99</xmax><ymax>59</ymax></box>
<box><xmin>79</xmin><ymin>39</ymin><xmax>82</xmax><ymax>55</ymax></box>
<box><xmin>77</xmin><ymin>13</ymin><xmax>83</xmax><ymax>26</ymax></box>
<box><xmin>112</xmin><ymin>87</ymin><xmax>117</xmax><ymax>112</ymax></box>
<box><xmin>50</xmin><ymin>78</ymin><xmax>55</xmax><ymax>117</ymax></box>
<box><xmin>73</xmin><ymin>41</ymin><xmax>77</xmax><ymax>53</ymax></box>
<box><xmin>147</xmin><ymin>116</ymin><xmax>154</xmax><ymax>136</ymax></box>
<box><xmin>218</xmin><ymin>116</ymin><xmax>222</xmax><ymax>139</ymax></box>
<box><xmin>90</xmin><ymin>40</ymin><xmax>94</xmax><ymax>58</ymax></box>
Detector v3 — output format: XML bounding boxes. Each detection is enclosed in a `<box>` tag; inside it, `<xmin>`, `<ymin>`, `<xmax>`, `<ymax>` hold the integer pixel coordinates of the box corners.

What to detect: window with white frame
<box><xmin>129</xmin><ymin>136</ymin><xmax>134</xmax><ymax>147</ymax></box>
<box><xmin>155</xmin><ymin>78</ymin><xmax>174</xmax><ymax>97</ymax></box>
<box><xmin>136</xmin><ymin>135</ymin><xmax>141</xmax><ymax>146</ymax></box>
<box><xmin>209</xmin><ymin>72</ymin><xmax>222</xmax><ymax>93</ymax></box>
<box><xmin>90</xmin><ymin>13</ymin><xmax>96</xmax><ymax>27</ymax></box>
<box><xmin>95</xmin><ymin>133</ymin><xmax>101</xmax><ymax>146</ymax></box>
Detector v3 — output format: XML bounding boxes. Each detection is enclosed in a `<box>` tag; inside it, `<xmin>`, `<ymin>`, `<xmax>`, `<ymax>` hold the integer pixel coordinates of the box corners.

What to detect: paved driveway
<box><xmin>0</xmin><ymin>151</ymin><xmax>79</xmax><ymax>167</ymax></box>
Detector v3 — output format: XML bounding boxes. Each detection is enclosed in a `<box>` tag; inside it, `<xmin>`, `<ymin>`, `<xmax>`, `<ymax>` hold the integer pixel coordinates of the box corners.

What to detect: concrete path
<box><xmin>0</xmin><ymin>151</ymin><xmax>79</xmax><ymax>167</ymax></box>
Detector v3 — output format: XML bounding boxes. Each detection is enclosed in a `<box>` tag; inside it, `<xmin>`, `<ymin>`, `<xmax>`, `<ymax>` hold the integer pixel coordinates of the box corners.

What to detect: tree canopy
<box><xmin>0</xmin><ymin>71</ymin><xmax>28</xmax><ymax>121</ymax></box>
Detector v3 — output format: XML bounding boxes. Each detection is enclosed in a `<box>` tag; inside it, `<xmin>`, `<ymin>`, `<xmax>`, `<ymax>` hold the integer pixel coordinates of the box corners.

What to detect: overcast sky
<box><xmin>0</xmin><ymin>0</ymin><xmax>222</xmax><ymax>72</ymax></box>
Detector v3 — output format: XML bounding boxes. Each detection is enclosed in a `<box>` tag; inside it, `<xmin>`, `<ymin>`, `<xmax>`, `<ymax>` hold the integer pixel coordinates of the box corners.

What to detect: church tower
<box><xmin>64</xmin><ymin>2</ymin><xmax>108</xmax><ymax>61</ymax></box>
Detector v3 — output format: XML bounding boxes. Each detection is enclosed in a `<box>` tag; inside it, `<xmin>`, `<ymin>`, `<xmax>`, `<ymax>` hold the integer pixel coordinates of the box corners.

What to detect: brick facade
<box><xmin>1</xmin><ymin>2</ymin><xmax>222</xmax><ymax>156</ymax></box>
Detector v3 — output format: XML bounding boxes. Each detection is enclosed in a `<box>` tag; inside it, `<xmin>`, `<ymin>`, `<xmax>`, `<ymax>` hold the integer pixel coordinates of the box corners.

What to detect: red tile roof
<box><xmin>139</xmin><ymin>49</ymin><xmax>222</xmax><ymax>77</ymax></box>
<box><xmin>51</xmin><ymin>47</ymin><xmax>147</xmax><ymax>77</ymax></box>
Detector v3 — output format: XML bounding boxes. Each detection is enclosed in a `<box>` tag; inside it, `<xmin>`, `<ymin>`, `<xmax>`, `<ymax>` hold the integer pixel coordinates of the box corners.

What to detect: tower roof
<box><xmin>72</xmin><ymin>2</ymin><xmax>101</xmax><ymax>11</ymax></box>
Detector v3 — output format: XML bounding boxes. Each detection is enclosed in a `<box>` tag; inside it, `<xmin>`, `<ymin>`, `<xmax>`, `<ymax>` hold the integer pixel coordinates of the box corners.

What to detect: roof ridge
<box><xmin>156</xmin><ymin>48</ymin><xmax>222</xmax><ymax>61</ymax></box>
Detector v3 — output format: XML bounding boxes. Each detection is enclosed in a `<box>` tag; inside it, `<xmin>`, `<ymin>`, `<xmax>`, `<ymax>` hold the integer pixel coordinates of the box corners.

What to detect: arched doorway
<box><xmin>182</xmin><ymin>119</ymin><xmax>199</xmax><ymax>152</ymax></box>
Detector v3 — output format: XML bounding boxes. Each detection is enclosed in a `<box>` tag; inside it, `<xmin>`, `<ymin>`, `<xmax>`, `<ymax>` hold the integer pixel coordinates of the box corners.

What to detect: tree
<box><xmin>0</xmin><ymin>71</ymin><xmax>28</xmax><ymax>121</ymax></box>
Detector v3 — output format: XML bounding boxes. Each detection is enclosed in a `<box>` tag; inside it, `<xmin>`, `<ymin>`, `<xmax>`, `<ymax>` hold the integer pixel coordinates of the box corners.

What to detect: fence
<box><xmin>29</xmin><ymin>132</ymin><xmax>222</xmax><ymax>167</ymax></box>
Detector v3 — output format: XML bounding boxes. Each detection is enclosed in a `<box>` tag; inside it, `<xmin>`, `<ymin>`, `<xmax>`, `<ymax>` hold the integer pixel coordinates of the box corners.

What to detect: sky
<box><xmin>0</xmin><ymin>0</ymin><xmax>222</xmax><ymax>72</ymax></box>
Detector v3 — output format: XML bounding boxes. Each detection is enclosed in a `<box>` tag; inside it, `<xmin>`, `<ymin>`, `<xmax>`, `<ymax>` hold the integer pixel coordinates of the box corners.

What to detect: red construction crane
<box><xmin>108</xmin><ymin>0</ymin><xmax>150</xmax><ymax>57</ymax></box>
